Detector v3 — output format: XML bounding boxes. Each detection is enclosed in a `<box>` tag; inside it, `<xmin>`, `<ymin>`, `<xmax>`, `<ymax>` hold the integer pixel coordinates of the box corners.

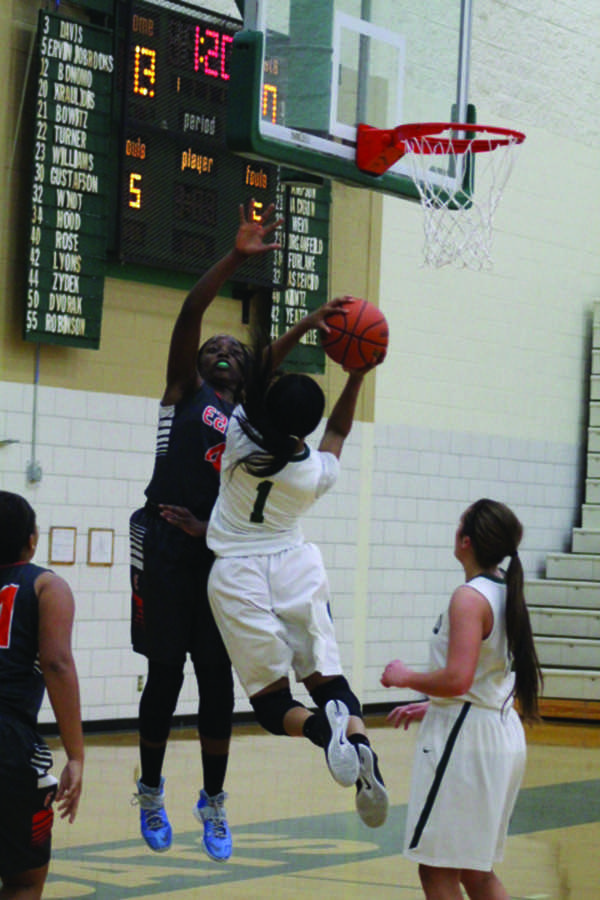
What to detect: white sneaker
<box><xmin>323</xmin><ymin>700</ymin><xmax>360</xmax><ymax>787</ymax></box>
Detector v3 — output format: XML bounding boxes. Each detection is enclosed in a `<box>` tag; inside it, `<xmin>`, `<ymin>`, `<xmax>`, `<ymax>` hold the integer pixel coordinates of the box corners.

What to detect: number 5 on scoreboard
<box><xmin>129</xmin><ymin>172</ymin><xmax>142</xmax><ymax>209</ymax></box>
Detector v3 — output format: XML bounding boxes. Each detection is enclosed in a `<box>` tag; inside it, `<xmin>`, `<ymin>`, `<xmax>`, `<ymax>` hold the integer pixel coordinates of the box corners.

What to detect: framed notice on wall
<box><xmin>49</xmin><ymin>526</ymin><xmax>77</xmax><ymax>565</ymax></box>
<box><xmin>87</xmin><ymin>527</ymin><xmax>114</xmax><ymax>566</ymax></box>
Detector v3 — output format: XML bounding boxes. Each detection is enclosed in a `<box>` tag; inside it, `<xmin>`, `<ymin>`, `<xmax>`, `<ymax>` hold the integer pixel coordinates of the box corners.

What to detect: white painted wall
<box><xmin>0</xmin><ymin>379</ymin><xmax>581</xmax><ymax>722</ymax></box>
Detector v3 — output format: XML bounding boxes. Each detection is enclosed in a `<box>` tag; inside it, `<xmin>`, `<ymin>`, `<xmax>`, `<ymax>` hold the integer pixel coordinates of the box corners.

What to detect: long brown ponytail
<box><xmin>461</xmin><ymin>498</ymin><xmax>543</xmax><ymax>722</ymax></box>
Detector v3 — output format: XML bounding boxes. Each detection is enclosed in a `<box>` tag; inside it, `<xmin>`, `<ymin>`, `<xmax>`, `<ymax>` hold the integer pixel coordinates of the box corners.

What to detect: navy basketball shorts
<box><xmin>0</xmin><ymin>716</ymin><xmax>57</xmax><ymax>879</ymax></box>
<box><xmin>130</xmin><ymin>505</ymin><xmax>229</xmax><ymax>666</ymax></box>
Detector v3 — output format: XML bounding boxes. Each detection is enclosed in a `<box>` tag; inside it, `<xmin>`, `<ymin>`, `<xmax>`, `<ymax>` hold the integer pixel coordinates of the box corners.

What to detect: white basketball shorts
<box><xmin>207</xmin><ymin>542</ymin><xmax>343</xmax><ymax>696</ymax></box>
<box><xmin>404</xmin><ymin>700</ymin><xmax>526</xmax><ymax>871</ymax></box>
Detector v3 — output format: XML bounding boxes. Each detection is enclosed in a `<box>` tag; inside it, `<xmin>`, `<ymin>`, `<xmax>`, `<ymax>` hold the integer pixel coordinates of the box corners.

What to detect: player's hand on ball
<box><xmin>343</xmin><ymin>348</ymin><xmax>386</xmax><ymax>374</ymax></box>
<box><xmin>304</xmin><ymin>296</ymin><xmax>349</xmax><ymax>335</ymax></box>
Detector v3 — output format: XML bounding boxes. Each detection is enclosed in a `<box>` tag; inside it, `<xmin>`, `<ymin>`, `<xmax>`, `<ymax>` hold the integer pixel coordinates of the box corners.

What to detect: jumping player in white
<box><xmin>129</xmin><ymin>201</ymin><xmax>347</xmax><ymax>860</ymax></box>
<box><xmin>381</xmin><ymin>498</ymin><xmax>543</xmax><ymax>900</ymax></box>
<box><xmin>206</xmin><ymin>345</ymin><xmax>389</xmax><ymax>828</ymax></box>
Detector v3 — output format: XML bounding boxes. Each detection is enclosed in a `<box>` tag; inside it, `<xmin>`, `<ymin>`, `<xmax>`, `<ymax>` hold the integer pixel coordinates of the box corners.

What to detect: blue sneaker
<box><xmin>133</xmin><ymin>778</ymin><xmax>172</xmax><ymax>852</ymax></box>
<box><xmin>194</xmin><ymin>789</ymin><xmax>232</xmax><ymax>861</ymax></box>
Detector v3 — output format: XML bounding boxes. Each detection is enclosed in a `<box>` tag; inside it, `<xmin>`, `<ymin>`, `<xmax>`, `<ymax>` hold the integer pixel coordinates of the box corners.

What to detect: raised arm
<box><xmin>36</xmin><ymin>571</ymin><xmax>84</xmax><ymax>822</ymax></box>
<box><xmin>268</xmin><ymin>296</ymin><xmax>349</xmax><ymax>371</ymax></box>
<box><xmin>318</xmin><ymin>369</ymin><xmax>368</xmax><ymax>459</ymax></box>
<box><xmin>163</xmin><ymin>202</ymin><xmax>282</xmax><ymax>405</ymax></box>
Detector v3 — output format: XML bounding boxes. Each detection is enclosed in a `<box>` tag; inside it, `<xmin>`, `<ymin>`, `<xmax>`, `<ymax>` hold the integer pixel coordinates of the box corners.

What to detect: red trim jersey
<box><xmin>0</xmin><ymin>562</ymin><xmax>47</xmax><ymax>726</ymax></box>
<box><xmin>145</xmin><ymin>382</ymin><xmax>233</xmax><ymax>519</ymax></box>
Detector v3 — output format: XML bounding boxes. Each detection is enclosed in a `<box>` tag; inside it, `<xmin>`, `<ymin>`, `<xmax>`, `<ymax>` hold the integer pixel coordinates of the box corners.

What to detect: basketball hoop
<box><xmin>356</xmin><ymin>123</ymin><xmax>526</xmax><ymax>270</ymax></box>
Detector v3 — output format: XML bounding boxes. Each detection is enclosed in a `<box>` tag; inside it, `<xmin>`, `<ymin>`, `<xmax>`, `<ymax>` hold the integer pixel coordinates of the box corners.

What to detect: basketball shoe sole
<box><xmin>324</xmin><ymin>699</ymin><xmax>360</xmax><ymax>787</ymax></box>
<box><xmin>355</xmin><ymin>744</ymin><xmax>389</xmax><ymax>827</ymax></box>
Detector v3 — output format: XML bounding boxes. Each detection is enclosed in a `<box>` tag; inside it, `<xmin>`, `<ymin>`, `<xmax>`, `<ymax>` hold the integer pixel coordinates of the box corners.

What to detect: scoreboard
<box><xmin>117</xmin><ymin>0</ymin><xmax>280</xmax><ymax>283</ymax></box>
<box><xmin>23</xmin><ymin>0</ymin><xmax>330</xmax><ymax>365</ymax></box>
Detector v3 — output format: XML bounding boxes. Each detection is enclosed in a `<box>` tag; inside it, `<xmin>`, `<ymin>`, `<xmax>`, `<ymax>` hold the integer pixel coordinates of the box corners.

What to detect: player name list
<box><xmin>270</xmin><ymin>182</ymin><xmax>330</xmax><ymax>372</ymax></box>
<box><xmin>24</xmin><ymin>12</ymin><xmax>113</xmax><ymax>349</ymax></box>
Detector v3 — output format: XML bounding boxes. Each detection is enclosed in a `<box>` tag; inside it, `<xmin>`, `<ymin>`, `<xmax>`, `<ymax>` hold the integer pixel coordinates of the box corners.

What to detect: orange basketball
<box><xmin>321</xmin><ymin>297</ymin><xmax>388</xmax><ymax>369</ymax></box>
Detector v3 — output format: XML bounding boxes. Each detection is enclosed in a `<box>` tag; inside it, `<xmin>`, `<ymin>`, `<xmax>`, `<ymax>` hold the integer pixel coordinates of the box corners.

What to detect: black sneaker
<box><xmin>355</xmin><ymin>744</ymin><xmax>389</xmax><ymax>827</ymax></box>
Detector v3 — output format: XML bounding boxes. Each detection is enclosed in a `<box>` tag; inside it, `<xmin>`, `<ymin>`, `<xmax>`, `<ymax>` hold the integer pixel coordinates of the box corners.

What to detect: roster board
<box><xmin>118</xmin><ymin>0</ymin><xmax>279</xmax><ymax>285</ymax></box>
<box><xmin>270</xmin><ymin>181</ymin><xmax>330</xmax><ymax>373</ymax></box>
<box><xmin>24</xmin><ymin>11</ymin><xmax>114</xmax><ymax>349</ymax></box>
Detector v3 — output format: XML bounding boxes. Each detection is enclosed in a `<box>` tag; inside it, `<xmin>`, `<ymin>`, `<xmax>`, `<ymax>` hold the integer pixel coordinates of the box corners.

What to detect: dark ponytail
<box><xmin>232</xmin><ymin>340</ymin><xmax>325</xmax><ymax>479</ymax></box>
<box><xmin>461</xmin><ymin>499</ymin><xmax>543</xmax><ymax>722</ymax></box>
<box><xmin>504</xmin><ymin>550</ymin><xmax>543</xmax><ymax>721</ymax></box>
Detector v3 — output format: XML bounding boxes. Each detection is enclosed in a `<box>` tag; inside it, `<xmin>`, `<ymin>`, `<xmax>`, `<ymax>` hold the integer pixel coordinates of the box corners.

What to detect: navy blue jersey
<box><xmin>0</xmin><ymin>561</ymin><xmax>47</xmax><ymax>727</ymax></box>
<box><xmin>145</xmin><ymin>381</ymin><xmax>234</xmax><ymax>520</ymax></box>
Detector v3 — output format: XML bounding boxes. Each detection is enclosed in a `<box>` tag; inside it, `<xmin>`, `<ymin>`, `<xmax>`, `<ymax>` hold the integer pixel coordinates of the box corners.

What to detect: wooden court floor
<box><xmin>44</xmin><ymin>716</ymin><xmax>600</xmax><ymax>899</ymax></box>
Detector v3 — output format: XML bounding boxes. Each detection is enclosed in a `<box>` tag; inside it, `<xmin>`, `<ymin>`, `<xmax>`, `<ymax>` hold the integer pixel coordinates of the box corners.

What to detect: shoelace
<box><xmin>205</xmin><ymin>801</ymin><xmax>227</xmax><ymax>836</ymax></box>
<box><xmin>143</xmin><ymin>808</ymin><xmax>168</xmax><ymax>831</ymax></box>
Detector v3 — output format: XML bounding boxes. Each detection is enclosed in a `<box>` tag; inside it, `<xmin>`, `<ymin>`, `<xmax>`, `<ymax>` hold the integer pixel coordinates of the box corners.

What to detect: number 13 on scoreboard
<box><xmin>133</xmin><ymin>45</ymin><xmax>156</xmax><ymax>97</ymax></box>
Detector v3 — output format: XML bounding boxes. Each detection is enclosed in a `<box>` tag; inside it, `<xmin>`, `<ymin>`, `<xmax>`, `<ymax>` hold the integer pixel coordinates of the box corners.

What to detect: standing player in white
<box><xmin>381</xmin><ymin>498</ymin><xmax>543</xmax><ymax>900</ymax></box>
<box><xmin>207</xmin><ymin>348</ymin><xmax>388</xmax><ymax>828</ymax></box>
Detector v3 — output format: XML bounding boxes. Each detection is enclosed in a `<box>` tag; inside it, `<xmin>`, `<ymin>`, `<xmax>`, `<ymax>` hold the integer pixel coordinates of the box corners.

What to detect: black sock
<box><xmin>140</xmin><ymin>740</ymin><xmax>167</xmax><ymax>789</ymax></box>
<box><xmin>302</xmin><ymin>710</ymin><xmax>330</xmax><ymax>748</ymax></box>
<box><xmin>348</xmin><ymin>733</ymin><xmax>370</xmax><ymax>749</ymax></box>
<box><xmin>202</xmin><ymin>751</ymin><xmax>228</xmax><ymax>797</ymax></box>
<box><xmin>349</xmin><ymin>736</ymin><xmax>384</xmax><ymax>785</ymax></box>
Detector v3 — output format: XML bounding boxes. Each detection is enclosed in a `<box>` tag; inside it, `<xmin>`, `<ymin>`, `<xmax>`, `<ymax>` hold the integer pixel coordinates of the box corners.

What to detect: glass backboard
<box><xmin>226</xmin><ymin>0</ymin><xmax>473</xmax><ymax>198</ymax></box>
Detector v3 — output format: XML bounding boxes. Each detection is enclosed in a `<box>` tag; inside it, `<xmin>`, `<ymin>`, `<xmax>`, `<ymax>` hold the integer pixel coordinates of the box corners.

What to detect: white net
<box><xmin>402</xmin><ymin>129</ymin><xmax>523</xmax><ymax>270</ymax></box>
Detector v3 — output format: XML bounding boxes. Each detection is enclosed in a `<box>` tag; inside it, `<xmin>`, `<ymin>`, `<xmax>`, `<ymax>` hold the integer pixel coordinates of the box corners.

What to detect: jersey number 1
<box><xmin>250</xmin><ymin>480</ymin><xmax>274</xmax><ymax>523</ymax></box>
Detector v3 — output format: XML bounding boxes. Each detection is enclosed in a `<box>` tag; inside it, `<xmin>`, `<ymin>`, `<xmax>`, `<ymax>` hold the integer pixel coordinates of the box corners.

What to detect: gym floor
<box><xmin>45</xmin><ymin>716</ymin><xmax>600</xmax><ymax>899</ymax></box>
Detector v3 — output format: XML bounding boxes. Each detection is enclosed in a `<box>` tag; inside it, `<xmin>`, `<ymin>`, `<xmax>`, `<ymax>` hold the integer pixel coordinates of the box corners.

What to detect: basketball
<box><xmin>320</xmin><ymin>297</ymin><xmax>389</xmax><ymax>369</ymax></box>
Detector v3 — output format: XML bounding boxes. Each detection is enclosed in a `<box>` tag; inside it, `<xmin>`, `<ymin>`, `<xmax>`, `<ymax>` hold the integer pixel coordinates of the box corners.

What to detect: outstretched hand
<box><xmin>235</xmin><ymin>201</ymin><xmax>283</xmax><ymax>257</ymax></box>
<box><xmin>386</xmin><ymin>701</ymin><xmax>429</xmax><ymax>730</ymax></box>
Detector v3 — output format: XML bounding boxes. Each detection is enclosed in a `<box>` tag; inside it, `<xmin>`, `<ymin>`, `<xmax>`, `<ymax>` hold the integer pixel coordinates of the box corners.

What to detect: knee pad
<box><xmin>251</xmin><ymin>688</ymin><xmax>304</xmax><ymax>735</ymax></box>
<box><xmin>308</xmin><ymin>676</ymin><xmax>362</xmax><ymax>719</ymax></box>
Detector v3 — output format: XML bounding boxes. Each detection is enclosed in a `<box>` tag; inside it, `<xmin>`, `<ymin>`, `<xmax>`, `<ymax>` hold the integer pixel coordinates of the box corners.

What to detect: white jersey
<box><xmin>404</xmin><ymin>573</ymin><xmax>524</xmax><ymax>869</ymax></box>
<box><xmin>429</xmin><ymin>573</ymin><xmax>515</xmax><ymax>711</ymax></box>
<box><xmin>207</xmin><ymin>407</ymin><xmax>340</xmax><ymax>557</ymax></box>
